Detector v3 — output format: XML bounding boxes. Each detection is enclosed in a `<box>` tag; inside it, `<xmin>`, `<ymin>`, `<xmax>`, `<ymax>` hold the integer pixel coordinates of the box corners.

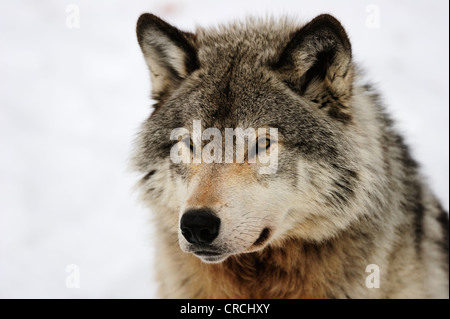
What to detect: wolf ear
<box><xmin>273</xmin><ymin>14</ymin><xmax>354</xmax><ymax>123</ymax></box>
<box><xmin>136</xmin><ymin>13</ymin><xmax>199</xmax><ymax>101</ymax></box>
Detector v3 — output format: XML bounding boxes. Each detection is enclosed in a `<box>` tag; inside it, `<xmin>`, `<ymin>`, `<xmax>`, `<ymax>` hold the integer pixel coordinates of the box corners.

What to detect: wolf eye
<box><xmin>256</xmin><ymin>137</ymin><xmax>271</xmax><ymax>154</ymax></box>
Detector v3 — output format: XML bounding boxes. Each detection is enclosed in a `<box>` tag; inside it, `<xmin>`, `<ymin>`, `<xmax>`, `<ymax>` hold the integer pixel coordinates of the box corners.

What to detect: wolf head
<box><xmin>134</xmin><ymin>14</ymin><xmax>372</xmax><ymax>263</ymax></box>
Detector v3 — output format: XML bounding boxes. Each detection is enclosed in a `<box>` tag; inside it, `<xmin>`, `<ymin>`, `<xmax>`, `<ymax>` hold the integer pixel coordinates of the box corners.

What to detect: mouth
<box><xmin>186</xmin><ymin>227</ymin><xmax>273</xmax><ymax>263</ymax></box>
<box><xmin>194</xmin><ymin>250</ymin><xmax>221</xmax><ymax>256</ymax></box>
<box><xmin>193</xmin><ymin>250</ymin><xmax>229</xmax><ymax>263</ymax></box>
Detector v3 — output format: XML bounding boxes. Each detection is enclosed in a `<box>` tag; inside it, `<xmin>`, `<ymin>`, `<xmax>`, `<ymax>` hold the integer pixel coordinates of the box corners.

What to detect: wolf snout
<box><xmin>180</xmin><ymin>208</ymin><xmax>221</xmax><ymax>245</ymax></box>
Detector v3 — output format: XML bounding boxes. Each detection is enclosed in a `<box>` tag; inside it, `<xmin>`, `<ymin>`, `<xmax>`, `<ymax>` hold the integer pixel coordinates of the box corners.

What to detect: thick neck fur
<box><xmin>202</xmin><ymin>238</ymin><xmax>357</xmax><ymax>298</ymax></box>
<box><xmin>159</xmin><ymin>226</ymin><xmax>377</xmax><ymax>298</ymax></box>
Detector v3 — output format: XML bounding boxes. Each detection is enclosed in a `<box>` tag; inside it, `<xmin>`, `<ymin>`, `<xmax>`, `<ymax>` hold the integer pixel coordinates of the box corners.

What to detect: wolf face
<box><xmin>134</xmin><ymin>14</ymin><xmax>376</xmax><ymax>263</ymax></box>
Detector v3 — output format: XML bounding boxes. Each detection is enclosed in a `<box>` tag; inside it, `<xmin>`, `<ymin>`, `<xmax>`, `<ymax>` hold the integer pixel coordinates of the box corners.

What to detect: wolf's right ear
<box><xmin>136</xmin><ymin>13</ymin><xmax>199</xmax><ymax>101</ymax></box>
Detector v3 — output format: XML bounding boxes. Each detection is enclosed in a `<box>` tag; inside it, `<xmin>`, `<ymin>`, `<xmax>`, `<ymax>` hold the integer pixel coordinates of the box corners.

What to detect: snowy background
<box><xmin>0</xmin><ymin>0</ymin><xmax>448</xmax><ymax>298</ymax></box>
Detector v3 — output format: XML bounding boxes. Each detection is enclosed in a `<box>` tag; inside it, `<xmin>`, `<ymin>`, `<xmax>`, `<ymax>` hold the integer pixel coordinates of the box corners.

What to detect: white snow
<box><xmin>0</xmin><ymin>0</ymin><xmax>448</xmax><ymax>298</ymax></box>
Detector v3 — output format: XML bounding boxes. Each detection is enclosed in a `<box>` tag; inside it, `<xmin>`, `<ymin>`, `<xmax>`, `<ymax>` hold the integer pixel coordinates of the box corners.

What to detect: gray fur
<box><xmin>133</xmin><ymin>13</ymin><xmax>449</xmax><ymax>298</ymax></box>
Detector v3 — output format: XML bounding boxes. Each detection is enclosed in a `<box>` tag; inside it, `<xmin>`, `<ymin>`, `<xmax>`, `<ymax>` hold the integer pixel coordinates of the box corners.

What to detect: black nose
<box><xmin>180</xmin><ymin>209</ymin><xmax>221</xmax><ymax>245</ymax></box>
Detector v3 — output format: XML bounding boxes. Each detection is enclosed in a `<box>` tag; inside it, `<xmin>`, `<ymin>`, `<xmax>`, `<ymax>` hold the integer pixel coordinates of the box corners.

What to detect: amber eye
<box><xmin>256</xmin><ymin>137</ymin><xmax>271</xmax><ymax>154</ymax></box>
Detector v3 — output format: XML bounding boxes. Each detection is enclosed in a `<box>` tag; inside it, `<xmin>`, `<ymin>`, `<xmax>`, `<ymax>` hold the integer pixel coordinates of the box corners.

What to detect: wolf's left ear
<box><xmin>273</xmin><ymin>14</ymin><xmax>354</xmax><ymax>122</ymax></box>
<box><xmin>136</xmin><ymin>13</ymin><xmax>199</xmax><ymax>101</ymax></box>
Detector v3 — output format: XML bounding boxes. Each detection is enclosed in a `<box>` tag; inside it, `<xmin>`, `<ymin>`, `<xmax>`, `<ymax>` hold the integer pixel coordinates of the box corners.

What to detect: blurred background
<box><xmin>0</xmin><ymin>0</ymin><xmax>448</xmax><ymax>298</ymax></box>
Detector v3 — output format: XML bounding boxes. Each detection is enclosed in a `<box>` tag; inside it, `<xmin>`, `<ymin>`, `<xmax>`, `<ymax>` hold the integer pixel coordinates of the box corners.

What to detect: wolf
<box><xmin>132</xmin><ymin>13</ymin><xmax>449</xmax><ymax>298</ymax></box>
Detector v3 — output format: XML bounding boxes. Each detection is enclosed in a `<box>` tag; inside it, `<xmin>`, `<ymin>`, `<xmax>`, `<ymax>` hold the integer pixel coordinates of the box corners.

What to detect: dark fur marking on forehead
<box><xmin>223</xmin><ymin>46</ymin><xmax>243</xmax><ymax>100</ymax></box>
<box><xmin>209</xmin><ymin>47</ymin><xmax>244</xmax><ymax>126</ymax></box>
